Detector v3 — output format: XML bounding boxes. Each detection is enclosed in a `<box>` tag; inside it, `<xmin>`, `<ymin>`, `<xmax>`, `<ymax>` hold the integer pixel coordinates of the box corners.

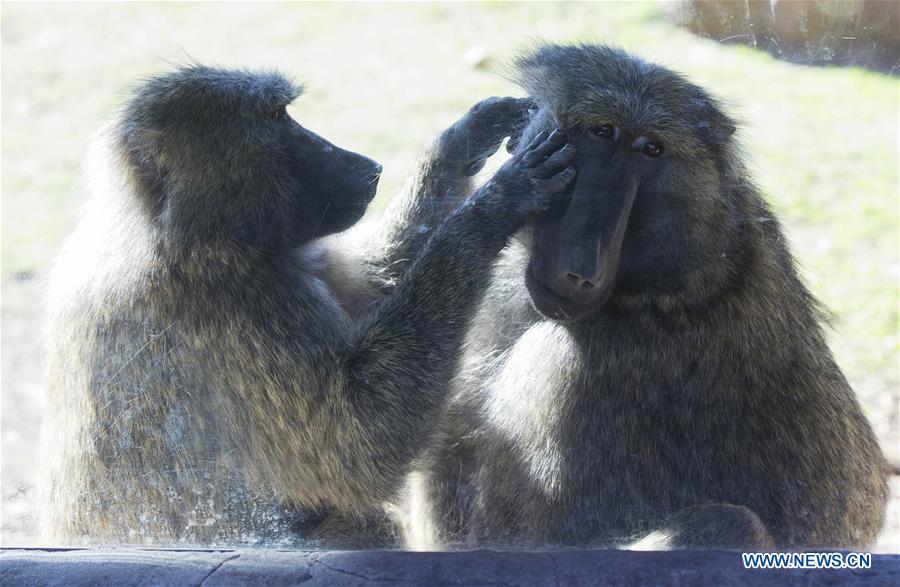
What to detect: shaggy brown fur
<box><xmin>407</xmin><ymin>44</ymin><xmax>888</xmax><ymax>550</ymax></box>
<box><xmin>40</xmin><ymin>66</ymin><xmax>570</xmax><ymax>546</ymax></box>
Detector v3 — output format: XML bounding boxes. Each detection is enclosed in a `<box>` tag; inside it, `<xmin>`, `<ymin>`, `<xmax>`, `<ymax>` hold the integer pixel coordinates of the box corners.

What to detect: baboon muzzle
<box><xmin>533</xmin><ymin>155</ymin><xmax>638</xmax><ymax>309</ymax></box>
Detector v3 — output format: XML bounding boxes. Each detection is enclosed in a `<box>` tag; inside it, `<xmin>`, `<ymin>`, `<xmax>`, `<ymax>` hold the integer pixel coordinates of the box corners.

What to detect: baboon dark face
<box><xmin>275</xmin><ymin>113</ymin><xmax>383</xmax><ymax>241</ymax></box>
<box><xmin>119</xmin><ymin>66</ymin><xmax>382</xmax><ymax>251</ymax></box>
<box><xmin>526</xmin><ymin>126</ymin><xmax>671</xmax><ymax>321</ymax></box>
<box><xmin>517</xmin><ymin>45</ymin><xmax>737</xmax><ymax>322</ymax></box>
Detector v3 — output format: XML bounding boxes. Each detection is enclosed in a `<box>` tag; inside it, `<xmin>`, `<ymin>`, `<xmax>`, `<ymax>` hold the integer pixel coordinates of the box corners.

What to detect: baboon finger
<box><xmin>533</xmin><ymin>144</ymin><xmax>576</xmax><ymax>179</ymax></box>
<box><xmin>523</xmin><ymin>129</ymin><xmax>568</xmax><ymax>167</ymax></box>
<box><xmin>505</xmin><ymin>98</ymin><xmax>538</xmax><ymax>153</ymax></box>
<box><xmin>534</xmin><ymin>165</ymin><xmax>576</xmax><ymax>193</ymax></box>
<box><xmin>485</xmin><ymin>97</ymin><xmax>535</xmax><ymax>128</ymax></box>
<box><xmin>497</xmin><ymin>96</ymin><xmax>536</xmax><ymax>120</ymax></box>
<box><xmin>472</xmin><ymin>96</ymin><xmax>528</xmax><ymax>118</ymax></box>
<box><xmin>470</xmin><ymin>97</ymin><xmax>533</xmax><ymax>140</ymax></box>
<box><xmin>522</xmin><ymin>130</ymin><xmax>551</xmax><ymax>154</ymax></box>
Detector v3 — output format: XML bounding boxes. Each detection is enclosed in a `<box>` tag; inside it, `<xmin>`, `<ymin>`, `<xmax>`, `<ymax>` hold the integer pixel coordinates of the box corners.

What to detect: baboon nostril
<box><xmin>566</xmin><ymin>272</ymin><xmax>596</xmax><ymax>289</ymax></box>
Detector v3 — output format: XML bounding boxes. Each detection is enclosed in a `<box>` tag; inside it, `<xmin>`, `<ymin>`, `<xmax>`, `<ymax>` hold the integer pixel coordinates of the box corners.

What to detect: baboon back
<box><xmin>40</xmin><ymin>66</ymin><xmax>559</xmax><ymax>547</ymax></box>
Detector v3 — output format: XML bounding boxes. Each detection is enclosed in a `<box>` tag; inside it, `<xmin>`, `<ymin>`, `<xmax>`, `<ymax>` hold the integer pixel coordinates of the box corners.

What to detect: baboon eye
<box><xmin>641</xmin><ymin>142</ymin><xmax>663</xmax><ymax>158</ymax></box>
<box><xmin>589</xmin><ymin>124</ymin><xmax>617</xmax><ymax>140</ymax></box>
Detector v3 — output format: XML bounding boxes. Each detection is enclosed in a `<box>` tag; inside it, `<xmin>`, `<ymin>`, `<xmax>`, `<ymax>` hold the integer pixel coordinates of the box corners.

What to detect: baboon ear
<box><xmin>693</xmin><ymin>98</ymin><xmax>736</xmax><ymax>147</ymax></box>
<box><xmin>695</xmin><ymin>119</ymin><xmax>736</xmax><ymax>146</ymax></box>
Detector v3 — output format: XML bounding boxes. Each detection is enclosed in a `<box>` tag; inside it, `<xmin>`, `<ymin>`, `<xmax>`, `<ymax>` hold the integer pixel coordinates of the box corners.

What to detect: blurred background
<box><xmin>1</xmin><ymin>1</ymin><xmax>897</xmax><ymax>549</ymax></box>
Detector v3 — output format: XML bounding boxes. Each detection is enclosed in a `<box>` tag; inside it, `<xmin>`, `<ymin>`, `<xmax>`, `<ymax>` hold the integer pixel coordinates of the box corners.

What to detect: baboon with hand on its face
<box><xmin>40</xmin><ymin>65</ymin><xmax>574</xmax><ymax>546</ymax></box>
<box><xmin>408</xmin><ymin>44</ymin><xmax>889</xmax><ymax>550</ymax></box>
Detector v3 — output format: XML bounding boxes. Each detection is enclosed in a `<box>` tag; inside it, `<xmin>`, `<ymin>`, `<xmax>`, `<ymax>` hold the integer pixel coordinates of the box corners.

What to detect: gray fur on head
<box><xmin>514</xmin><ymin>44</ymin><xmax>736</xmax><ymax>160</ymax></box>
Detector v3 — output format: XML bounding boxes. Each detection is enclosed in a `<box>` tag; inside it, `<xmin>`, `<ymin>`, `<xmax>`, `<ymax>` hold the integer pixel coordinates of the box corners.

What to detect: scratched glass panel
<box><xmin>1</xmin><ymin>2</ymin><xmax>896</xmax><ymax>552</ymax></box>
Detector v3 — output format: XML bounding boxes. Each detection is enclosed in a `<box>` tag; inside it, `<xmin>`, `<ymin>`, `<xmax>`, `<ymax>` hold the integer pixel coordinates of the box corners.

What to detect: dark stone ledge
<box><xmin>2</xmin><ymin>547</ymin><xmax>898</xmax><ymax>586</ymax></box>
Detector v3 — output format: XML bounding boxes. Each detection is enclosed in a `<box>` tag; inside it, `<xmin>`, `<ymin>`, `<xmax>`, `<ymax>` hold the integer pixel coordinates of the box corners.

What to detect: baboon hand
<box><xmin>504</xmin><ymin>99</ymin><xmax>539</xmax><ymax>155</ymax></box>
<box><xmin>491</xmin><ymin>129</ymin><xmax>576</xmax><ymax>223</ymax></box>
<box><xmin>440</xmin><ymin>96</ymin><xmax>536</xmax><ymax>177</ymax></box>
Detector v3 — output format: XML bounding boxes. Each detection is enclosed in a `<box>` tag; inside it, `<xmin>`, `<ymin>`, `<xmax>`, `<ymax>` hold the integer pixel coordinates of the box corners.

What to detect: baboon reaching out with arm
<box><xmin>315</xmin><ymin>96</ymin><xmax>536</xmax><ymax>318</ymax></box>
<box><xmin>410</xmin><ymin>44</ymin><xmax>888</xmax><ymax>550</ymax></box>
<box><xmin>40</xmin><ymin>66</ymin><xmax>575</xmax><ymax>545</ymax></box>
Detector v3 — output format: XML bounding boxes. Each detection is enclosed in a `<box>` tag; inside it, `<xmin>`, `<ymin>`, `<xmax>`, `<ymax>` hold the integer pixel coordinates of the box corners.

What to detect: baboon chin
<box><xmin>40</xmin><ymin>65</ymin><xmax>566</xmax><ymax>546</ymax></box>
<box><xmin>408</xmin><ymin>44</ymin><xmax>888</xmax><ymax>551</ymax></box>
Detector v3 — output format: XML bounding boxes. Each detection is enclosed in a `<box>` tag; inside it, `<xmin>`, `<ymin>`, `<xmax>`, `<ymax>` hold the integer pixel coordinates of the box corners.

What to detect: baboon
<box><xmin>407</xmin><ymin>44</ymin><xmax>889</xmax><ymax>550</ymax></box>
<box><xmin>40</xmin><ymin>65</ymin><xmax>575</xmax><ymax>546</ymax></box>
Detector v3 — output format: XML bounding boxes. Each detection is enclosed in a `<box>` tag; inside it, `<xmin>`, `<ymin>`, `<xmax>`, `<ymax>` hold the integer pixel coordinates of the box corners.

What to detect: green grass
<box><xmin>2</xmin><ymin>1</ymin><xmax>897</xmax><ymax>406</ymax></box>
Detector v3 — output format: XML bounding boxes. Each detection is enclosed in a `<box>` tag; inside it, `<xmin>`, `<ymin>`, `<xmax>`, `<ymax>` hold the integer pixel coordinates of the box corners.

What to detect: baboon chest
<box><xmin>469</xmin><ymin>320</ymin><xmax>748</xmax><ymax>540</ymax></box>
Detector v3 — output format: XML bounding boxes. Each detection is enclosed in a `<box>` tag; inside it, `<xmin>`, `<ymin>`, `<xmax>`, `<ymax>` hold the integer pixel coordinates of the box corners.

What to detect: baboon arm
<box><xmin>240</xmin><ymin>201</ymin><xmax>516</xmax><ymax>514</ymax></box>
<box><xmin>365</xmin><ymin>97</ymin><xmax>532</xmax><ymax>283</ymax></box>
<box><xmin>371</xmin><ymin>142</ymin><xmax>476</xmax><ymax>281</ymax></box>
<box><xmin>307</xmin><ymin>139</ymin><xmax>475</xmax><ymax>314</ymax></box>
<box><xmin>241</xmin><ymin>122</ymin><xmax>567</xmax><ymax>515</ymax></box>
